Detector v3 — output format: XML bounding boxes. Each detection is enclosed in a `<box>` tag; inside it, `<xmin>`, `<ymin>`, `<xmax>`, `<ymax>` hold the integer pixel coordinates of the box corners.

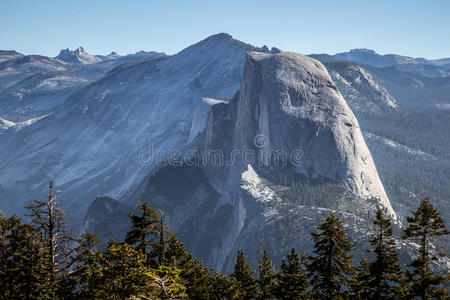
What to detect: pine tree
<box><xmin>276</xmin><ymin>248</ymin><xmax>310</xmax><ymax>299</ymax></box>
<box><xmin>1</xmin><ymin>215</ymin><xmax>52</xmax><ymax>299</ymax></box>
<box><xmin>70</xmin><ymin>233</ymin><xmax>101</xmax><ymax>298</ymax></box>
<box><xmin>86</xmin><ymin>241</ymin><xmax>154</xmax><ymax>299</ymax></box>
<box><xmin>232</xmin><ymin>249</ymin><xmax>257</xmax><ymax>300</ymax></box>
<box><xmin>25</xmin><ymin>178</ymin><xmax>77</xmax><ymax>299</ymax></box>
<box><xmin>165</xmin><ymin>235</ymin><xmax>189</xmax><ymax>268</ymax></box>
<box><xmin>308</xmin><ymin>212</ymin><xmax>355</xmax><ymax>300</ymax></box>
<box><xmin>257</xmin><ymin>250</ymin><xmax>277</xmax><ymax>300</ymax></box>
<box><xmin>180</xmin><ymin>256</ymin><xmax>211</xmax><ymax>299</ymax></box>
<box><xmin>394</xmin><ymin>269</ymin><xmax>414</xmax><ymax>300</ymax></box>
<box><xmin>352</xmin><ymin>256</ymin><xmax>373</xmax><ymax>300</ymax></box>
<box><xmin>0</xmin><ymin>213</ymin><xmax>8</xmax><ymax>289</ymax></box>
<box><xmin>151</xmin><ymin>209</ymin><xmax>171</xmax><ymax>266</ymax></box>
<box><xmin>403</xmin><ymin>198</ymin><xmax>449</xmax><ymax>299</ymax></box>
<box><xmin>366</xmin><ymin>209</ymin><xmax>402</xmax><ymax>299</ymax></box>
<box><xmin>208</xmin><ymin>269</ymin><xmax>236</xmax><ymax>299</ymax></box>
<box><xmin>125</xmin><ymin>201</ymin><xmax>172</xmax><ymax>267</ymax></box>
<box><xmin>125</xmin><ymin>200</ymin><xmax>160</xmax><ymax>260</ymax></box>
<box><xmin>165</xmin><ymin>235</ymin><xmax>211</xmax><ymax>299</ymax></box>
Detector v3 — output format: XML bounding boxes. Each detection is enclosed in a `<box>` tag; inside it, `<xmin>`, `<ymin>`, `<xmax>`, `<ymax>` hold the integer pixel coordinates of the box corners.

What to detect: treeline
<box><xmin>0</xmin><ymin>180</ymin><xmax>449</xmax><ymax>299</ymax></box>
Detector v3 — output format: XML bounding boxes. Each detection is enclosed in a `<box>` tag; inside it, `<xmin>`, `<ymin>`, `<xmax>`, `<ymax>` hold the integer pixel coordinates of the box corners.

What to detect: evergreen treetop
<box><xmin>308</xmin><ymin>212</ymin><xmax>355</xmax><ymax>300</ymax></box>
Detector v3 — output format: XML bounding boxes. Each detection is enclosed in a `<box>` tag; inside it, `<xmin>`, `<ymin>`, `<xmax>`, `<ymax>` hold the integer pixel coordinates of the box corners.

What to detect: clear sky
<box><xmin>1</xmin><ymin>0</ymin><xmax>449</xmax><ymax>59</ymax></box>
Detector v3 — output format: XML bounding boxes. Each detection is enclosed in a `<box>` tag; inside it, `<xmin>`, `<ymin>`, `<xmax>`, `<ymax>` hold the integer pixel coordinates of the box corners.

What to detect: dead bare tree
<box><xmin>26</xmin><ymin>178</ymin><xmax>77</xmax><ymax>298</ymax></box>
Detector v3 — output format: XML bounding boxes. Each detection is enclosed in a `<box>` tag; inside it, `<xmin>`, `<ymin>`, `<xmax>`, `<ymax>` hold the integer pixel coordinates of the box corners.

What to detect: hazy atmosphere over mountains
<box><xmin>1</xmin><ymin>32</ymin><xmax>449</xmax><ymax>273</ymax></box>
<box><xmin>1</xmin><ymin>2</ymin><xmax>449</xmax><ymax>298</ymax></box>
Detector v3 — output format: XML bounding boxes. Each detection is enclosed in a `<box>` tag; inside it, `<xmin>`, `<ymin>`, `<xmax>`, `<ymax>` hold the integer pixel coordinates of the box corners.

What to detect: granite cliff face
<box><xmin>231</xmin><ymin>52</ymin><xmax>395</xmax><ymax>215</ymax></box>
<box><xmin>134</xmin><ymin>52</ymin><xmax>398</xmax><ymax>271</ymax></box>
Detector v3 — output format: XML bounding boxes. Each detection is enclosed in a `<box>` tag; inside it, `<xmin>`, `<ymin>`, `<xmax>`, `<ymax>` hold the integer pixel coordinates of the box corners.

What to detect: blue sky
<box><xmin>1</xmin><ymin>0</ymin><xmax>449</xmax><ymax>59</ymax></box>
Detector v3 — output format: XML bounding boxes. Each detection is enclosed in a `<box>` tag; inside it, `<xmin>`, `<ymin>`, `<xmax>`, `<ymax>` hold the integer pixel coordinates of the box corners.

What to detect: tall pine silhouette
<box><xmin>232</xmin><ymin>249</ymin><xmax>257</xmax><ymax>300</ymax></box>
<box><xmin>125</xmin><ymin>200</ymin><xmax>159</xmax><ymax>258</ymax></box>
<box><xmin>257</xmin><ymin>250</ymin><xmax>277</xmax><ymax>300</ymax></box>
<box><xmin>353</xmin><ymin>210</ymin><xmax>403</xmax><ymax>299</ymax></box>
<box><xmin>403</xmin><ymin>198</ymin><xmax>449</xmax><ymax>299</ymax></box>
<box><xmin>276</xmin><ymin>248</ymin><xmax>310</xmax><ymax>299</ymax></box>
<box><xmin>308</xmin><ymin>212</ymin><xmax>355</xmax><ymax>300</ymax></box>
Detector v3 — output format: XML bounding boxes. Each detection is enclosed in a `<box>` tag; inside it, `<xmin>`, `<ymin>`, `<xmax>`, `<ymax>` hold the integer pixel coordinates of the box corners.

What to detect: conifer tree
<box><xmin>125</xmin><ymin>201</ymin><xmax>172</xmax><ymax>267</ymax></box>
<box><xmin>86</xmin><ymin>241</ymin><xmax>154</xmax><ymax>299</ymax></box>
<box><xmin>394</xmin><ymin>269</ymin><xmax>414</xmax><ymax>300</ymax></box>
<box><xmin>165</xmin><ymin>235</ymin><xmax>211</xmax><ymax>299</ymax></box>
<box><xmin>125</xmin><ymin>200</ymin><xmax>159</xmax><ymax>259</ymax></box>
<box><xmin>147</xmin><ymin>265</ymin><xmax>187</xmax><ymax>299</ymax></box>
<box><xmin>276</xmin><ymin>248</ymin><xmax>310</xmax><ymax>299</ymax></box>
<box><xmin>352</xmin><ymin>256</ymin><xmax>373</xmax><ymax>300</ymax></box>
<box><xmin>232</xmin><ymin>249</ymin><xmax>257</xmax><ymax>300</ymax></box>
<box><xmin>209</xmin><ymin>269</ymin><xmax>237</xmax><ymax>299</ymax></box>
<box><xmin>70</xmin><ymin>233</ymin><xmax>101</xmax><ymax>298</ymax></box>
<box><xmin>1</xmin><ymin>216</ymin><xmax>52</xmax><ymax>299</ymax></box>
<box><xmin>257</xmin><ymin>250</ymin><xmax>277</xmax><ymax>300</ymax></box>
<box><xmin>403</xmin><ymin>198</ymin><xmax>449</xmax><ymax>299</ymax></box>
<box><xmin>367</xmin><ymin>209</ymin><xmax>402</xmax><ymax>299</ymax></box>
<box><xmin>165</xmin><ymin>235</ymin><xmax>189</xmax><ymax>268</ymax></box>
<box><xmin>152</xmin><ymin>209</ymin><xmax>171</xmax><ymax>266</ymax></box>
<box><xmin>308</xmin><ymin>212</ymin><xmax>355</xmax><ymax>300</ymax></box>
<box><xmin>0</xmin><ymin>213</ymin><xmax>8</xmax><ymax>288</ymax></box>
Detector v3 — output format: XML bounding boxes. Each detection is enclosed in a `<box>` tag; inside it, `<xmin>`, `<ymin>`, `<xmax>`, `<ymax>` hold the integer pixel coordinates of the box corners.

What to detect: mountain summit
<box><xmin>56</xmin><ymin>46</ymin><xmax>102</xmax><ymax>64</ymax></box>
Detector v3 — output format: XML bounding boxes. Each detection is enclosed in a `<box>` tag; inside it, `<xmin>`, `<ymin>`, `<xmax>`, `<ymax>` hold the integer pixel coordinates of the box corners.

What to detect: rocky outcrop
<box><xmin>56</xmin><ymin>47</ymin><xmax>102</xmax><ymax>64</ymax></box>
<box><xmin>82</xmin><ymin>196</ymin><xmax>131</xmax><ymax>248</ymax></box>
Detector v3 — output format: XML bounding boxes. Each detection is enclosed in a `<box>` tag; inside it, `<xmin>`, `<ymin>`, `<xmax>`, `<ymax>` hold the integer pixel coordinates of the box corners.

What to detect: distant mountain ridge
<box><xmin>310</xmin><ymin>48</ymin><xmax>450</xmax><ymax>77</ymax></box>
<box><xmin>56</xmin><ymin>47</ymin><xmax>167</xmax><ymax>64</ymax></box>
<box><xmin>0</xmin><ymin>47</ymin><xmax>166</xmax><ymax>120</ymax></box>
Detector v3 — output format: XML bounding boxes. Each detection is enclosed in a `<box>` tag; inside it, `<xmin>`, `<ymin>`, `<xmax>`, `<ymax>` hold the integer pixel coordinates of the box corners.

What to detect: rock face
<box><xmin>133</xmin><ymin>52</ymin><xmax>397</xmax><ymax>272</ymax></box>
<box><xmin>82</xmin><ymin>196</ymin><xmax>132</xmax><ymax>246</ymax></box>
<box><xmin>323</xmin><ymin>61</ymin><xmax>398</xmax><ymax>114</ymax></box>
<box><xmin>232</xmin><ymin>52</ymin><xmax>395</xmax><ymax>215</ymax></box>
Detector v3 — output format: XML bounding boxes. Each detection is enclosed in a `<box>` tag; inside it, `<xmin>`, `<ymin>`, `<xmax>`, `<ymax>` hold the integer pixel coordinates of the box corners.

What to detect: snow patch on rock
<box><xmin>241</xmin><ymin>164</ymin><xmax>277</xmax><ymax>203</ymax></box>
<box><xmin>0</xmin><ymin>113</ymin><xmax>52</xmax><ymax>131</ymax></box>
